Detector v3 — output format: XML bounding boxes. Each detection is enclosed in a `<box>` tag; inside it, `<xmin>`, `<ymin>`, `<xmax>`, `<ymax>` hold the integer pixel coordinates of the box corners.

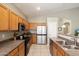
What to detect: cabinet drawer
<box><xmin>8</xmin><ymin>48</ymin><xmax>18</xmax><ymax>56</ymax></box>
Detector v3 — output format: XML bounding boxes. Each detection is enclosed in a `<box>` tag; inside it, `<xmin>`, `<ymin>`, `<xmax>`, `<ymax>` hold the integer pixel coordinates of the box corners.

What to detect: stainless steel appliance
<box><xmin>18</xmin><ymin>23</ymin><xmax>25</xmax><ymax>32</ymax></box>
<box><xmin>37</xmin><ymin>26</ymin><xmax>47</xmax><ymax>44</ymax></box>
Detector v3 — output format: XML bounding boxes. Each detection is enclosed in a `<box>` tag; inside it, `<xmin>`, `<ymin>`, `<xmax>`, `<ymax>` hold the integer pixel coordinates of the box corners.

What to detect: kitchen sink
<box><xmin>56</xmin><ymin>40</ymin><xmax>79</xmax><ymax>50</ymax></box>
<box><xmin>56</xmin><ymin>40</ymin><xmax>65</xmax><ymax>45</ymax></box>
<box><xmin>63</xmin><ymin>45</ymin><xmax>79</xmax><ymax>50</ymax></box>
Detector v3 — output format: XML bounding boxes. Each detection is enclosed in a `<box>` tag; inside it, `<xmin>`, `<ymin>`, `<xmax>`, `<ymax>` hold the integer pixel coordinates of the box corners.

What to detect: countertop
<box><xmin>0</xmin><ymin>40</ymin><xmax>24</xmax><ymax>56</ymax></box>
<box><xmin>51</xmin><ymin>37</ymin><xmax>79</xmax><ymax>56</ymax></box>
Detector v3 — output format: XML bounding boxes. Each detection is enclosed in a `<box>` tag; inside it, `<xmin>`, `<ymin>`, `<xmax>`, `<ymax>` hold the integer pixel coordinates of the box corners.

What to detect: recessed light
<box><xmin>36</xmin><ymin>7</ymin><xmax>40</xmax><ymax>11</ymax></box>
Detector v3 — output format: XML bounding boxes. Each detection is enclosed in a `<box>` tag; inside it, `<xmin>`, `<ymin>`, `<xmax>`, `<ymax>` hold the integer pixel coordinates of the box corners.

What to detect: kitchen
<box><xmin>0</xmin><ymin>3</ymin><xmax>79</xmax><ymax>56</ymax></box>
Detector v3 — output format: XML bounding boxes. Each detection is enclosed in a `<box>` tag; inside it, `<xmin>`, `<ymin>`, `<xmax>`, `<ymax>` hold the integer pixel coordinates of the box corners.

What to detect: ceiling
<box><xmin>13</xmin><ymin>3</ymin><xmax>79</xmax><ymax>18</ymax></box>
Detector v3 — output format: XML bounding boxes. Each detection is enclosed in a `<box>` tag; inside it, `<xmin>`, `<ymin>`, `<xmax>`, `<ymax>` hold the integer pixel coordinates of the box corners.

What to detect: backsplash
<box><xmin>0</xmin><ymin>32</ymin><xmax>14</xmax><ymax>41</ymax></box>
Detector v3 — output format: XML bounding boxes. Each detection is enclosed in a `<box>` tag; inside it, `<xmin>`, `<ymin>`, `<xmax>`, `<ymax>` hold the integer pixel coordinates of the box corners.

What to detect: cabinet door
<box><xmin>8</xmin><ymin>48</ymin><xmax>18</xmax><ymax>56</ymax></box>
<box><xmin>9</xmin><ymin>11</ymin><xmax>18</xmax><ymax>30</ymax></box>
<box><xmin>0</xmin><ymin>5</ymin><xmax>9</xmax><ymax>30</ymax></box>
<box><xmin>22</xmin><ymin>20</ymin><xmax>26</xmax><ymax>30</ymax></box>
<box><xmin>18</xmin><ymin>43</ymin><xmax>25</xmax><ymax>56</ymax></box>
<box><xmin>57</xmin><ymin>51</ymin><xmax>63</xmax><ymax>56</ymax></box>
<box><xmin>50</xmin><ymin>44</ymin><xmax>53</xmax><ymax>55</ymax></box>
<box><xmin>53</xmin><ymin>46</ymin><xmax>57</xmax><ymax>56</ymax></box>
<box><xmin>25</xmin><ymin>20</ymin><xmax>29</xmax><ymax>30</ymax></box>
<box><xmin>22</xmin><ymin>19</ymin><xmax>29</xmax><ymax>30</ymax></box>
<box><xmin>18</xmin><ymin>17</ymin><xmax>23</xmax><ymax>24</ymax></box>
<box><xmin>32</xmin><ymin>34</ymin><xmax>36</xmax><ymax>44</ymax></box>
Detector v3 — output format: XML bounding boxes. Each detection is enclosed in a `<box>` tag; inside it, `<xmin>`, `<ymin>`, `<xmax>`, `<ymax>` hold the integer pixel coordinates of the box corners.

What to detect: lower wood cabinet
<box><xmin>49</xmin><ymin>39</ymin><xmax>69</xmax><ymax>56</ymax></box>
<box><xmin>18</xmin><ymin>43</ymin><xmax>25</xmax><ymax>56</ymax></box>
<box><xmin>8</xmin><ymin>48</ymin><xmax>18</xmax><ymax>56</ymax></box>
<box><xmin>53</xmin><ymin>46</ymin><xmax>57</xmax><ymax>56</ymax></box>
<box><xmin>32</xmin><ymin>34</ymin><xmax>36</xmax><ymax>44</ymax></box>
<box><xmin>8</xmin><ymin>42</ymin><xmax>25</xmax><ymax>56</ymax></box>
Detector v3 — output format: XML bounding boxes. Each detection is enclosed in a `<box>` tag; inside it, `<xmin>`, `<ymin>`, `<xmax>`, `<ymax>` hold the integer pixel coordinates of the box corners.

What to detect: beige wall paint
<box><xmin>2</xmin><ymin>3</ymin><xmax>27</xmax><ymax>20</ymax></box>
<box><xmin>52</xmin><ymin>7</ymin><xmax>79</xmax><ymax>34</ymax></box>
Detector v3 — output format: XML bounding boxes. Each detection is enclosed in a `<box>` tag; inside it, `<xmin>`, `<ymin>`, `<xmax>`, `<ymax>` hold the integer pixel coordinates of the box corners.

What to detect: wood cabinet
<box><xmin>22</xmin><ymin>19</ymin><xmax>29</xmax><ymax>31</ymax></box>
<box><xmin>29</xmin><ymin>38</ymin><xmax>32</xmax><ymax>47</ymax></box>
<box><xmin>0</xmin><ymin>4</ymin><xmax>29</xmax><ymax>31</ymax></box>
<box><xmin>9</xmin><ymin>11</ymin><xmax>18</xmax><ymax>30</ymax></box>
<box><xmin>8</xmin><ymin>42</ymin><xmax>25</xmax><ymax>56</ymax></box>
<box><xmin>18</xmin><ymin>17</ymin><xmax>23</xmax><ymax>24</ymax></box>
<box><xmin>49</xmin><ymin>40</ymin><xmax>53</xmax><ymax>55</ymax></box>
<box><xmin>0</xmin><ymin>4</ymin><xmax>9</xmax><ymax>30</ymax></box>
<box><xmin>18</xmin><ymin>43</ymin><xmax>25</xmax><ymax>56</ymax></box>
<box><xmin>29</xmin><ymin>23</ymin><xmax>37</xmax><ymax>30</ymax></box>
<box><xmin>32</xmin><ymin>34</ymin><xmax>36</xmax><ymax>44</ymax></box>
<box><xmin>49</xmin><ymin>39</ymin><xmax>69</xmax><ymax>56</ymax></box>
<box><xmin>25</xmin><ymin>20</ymin><xmax>29</xmax><ymax>30</ymax></box>
<box><xmin>8</xmin><ymin>48</ymin><xmax>18</xmax><ymax>56</ymax></box>
<box><xmin>53</xmin><ymin>46</ymin><xmax>57</xmax><ymax>56</ymax></box>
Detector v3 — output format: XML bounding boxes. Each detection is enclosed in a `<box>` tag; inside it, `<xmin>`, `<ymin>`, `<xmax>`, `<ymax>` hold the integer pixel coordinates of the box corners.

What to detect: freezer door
<box><xmin>37</xmin><ymin>36</ymin><xmax>42</xmax><ymax>44</ymax></box>
<box><xmin>41</xmin><ymin>36</ymin><xmax>46</xmax><ymax>44</ymax></box>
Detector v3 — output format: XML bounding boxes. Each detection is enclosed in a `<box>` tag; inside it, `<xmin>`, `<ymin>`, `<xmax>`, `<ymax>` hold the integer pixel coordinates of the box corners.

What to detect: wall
<box><xmin>58</xmin><ymin>18</ymin><xmax>71</xmax><ymax>34</ymax></box>
<box><xmin>51</xmin><ymin>7</ymin><xmax>79</xmax><ymax>34</ymax></box>
<box><xmin>0</xmin><ymin>32</ymin><xmax>14</xmax><ymax>41</ymax></box>
<box><xmin>47</xmin><ymin>17</ymin><xmax>58</xmax><ymax>45</ymax></box>
<box><xmin>29</xmin><ymin>16</ymin><xmax>47</xmax><ymax>23</ymax></box>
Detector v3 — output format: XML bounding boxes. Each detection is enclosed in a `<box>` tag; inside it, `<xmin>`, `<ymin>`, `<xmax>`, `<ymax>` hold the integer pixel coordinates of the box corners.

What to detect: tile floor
<box><xmin>27</xmin><ymin>44</ymin><xmax>51</xmax><ymax>56</ymax></box>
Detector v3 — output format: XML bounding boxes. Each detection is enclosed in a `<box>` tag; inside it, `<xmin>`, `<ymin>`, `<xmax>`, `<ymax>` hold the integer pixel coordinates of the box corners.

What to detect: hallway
<box><xmin>28</xmin><ymin>44</ymin><xmax>50</xmax><ymax>56</ymax></box>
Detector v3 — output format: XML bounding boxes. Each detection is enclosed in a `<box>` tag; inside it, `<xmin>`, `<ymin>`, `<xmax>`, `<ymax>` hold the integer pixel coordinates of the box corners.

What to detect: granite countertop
<box><xmin>0</xmin><ymin>40</ymin><xmax>24</xmax><ymax>56</ymax></box>
<box><xmin>51</xmin><ymin>37</ymin><xmax>79</xmax><ymax>56</ymax></box>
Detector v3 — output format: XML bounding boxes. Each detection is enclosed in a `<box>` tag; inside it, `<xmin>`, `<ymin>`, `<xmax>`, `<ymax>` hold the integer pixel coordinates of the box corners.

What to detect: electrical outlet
<box><xmin>2</xmin><ymin>34</ymin><xmax>5</xmax><ymax>38</ymax></box>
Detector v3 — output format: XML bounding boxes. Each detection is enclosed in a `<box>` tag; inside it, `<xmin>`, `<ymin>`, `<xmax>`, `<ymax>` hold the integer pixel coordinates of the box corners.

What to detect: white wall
<box><xmin>51</xmin><ymin>7</ymin><xmax>79</xmax><ymax>34</ymax></box>
<box><xmin>47</xmin><ymin>17</ymin><xmax>58</xmax><ymax>45</ymax></box>
<box><xmin>29</xmin><ymin>16</ymin><xmax>47</xmax><ymax>23</ymax></box>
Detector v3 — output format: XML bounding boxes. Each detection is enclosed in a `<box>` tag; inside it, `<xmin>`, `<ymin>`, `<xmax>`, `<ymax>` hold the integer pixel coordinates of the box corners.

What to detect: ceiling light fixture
<box><xmin>36</xmin><ymin>7</ymin><xmax>40</xmax><ymax>11</ymax></box>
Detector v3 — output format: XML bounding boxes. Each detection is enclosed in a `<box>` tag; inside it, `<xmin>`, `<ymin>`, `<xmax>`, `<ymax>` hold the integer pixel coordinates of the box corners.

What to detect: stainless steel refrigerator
<box><xmin>37</xmin><ymin>26</ymin><xmax>47</xmax><ymax>45</ymax></box>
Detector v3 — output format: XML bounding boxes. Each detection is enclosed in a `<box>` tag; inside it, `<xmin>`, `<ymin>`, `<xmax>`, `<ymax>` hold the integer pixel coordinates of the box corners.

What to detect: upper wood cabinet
<box><xmin>22</xmin><ymin>19</ymin><xmax>29</xmax><ymax>30</ymax></box>
<box><xmin>18</xmin><ymin>17</ymin><xmax>23</xmax><ymax>24</ymax></box>
<box><xmin>25</xmin><ymin>20</ymin><xmax>29</xmax><ymax>30</ymax></box>
<box><xmin>0</xmin><ymin>4</ymin><xmax>9</xmax><ymax>30</ymax></box>
<box><xmin>29</xmin><ymin>23</ymin><xmax>37</xmax><ymax>30</ymax></box>
<box><xmin>9</xmin><ymin>11</ymin><xmax>18</xmax><ymax>30</ymax></box>
<box><xmin>0</xmin><ymin>4</ymin><xmax>29</xmax><ymax>31</ymax></box>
